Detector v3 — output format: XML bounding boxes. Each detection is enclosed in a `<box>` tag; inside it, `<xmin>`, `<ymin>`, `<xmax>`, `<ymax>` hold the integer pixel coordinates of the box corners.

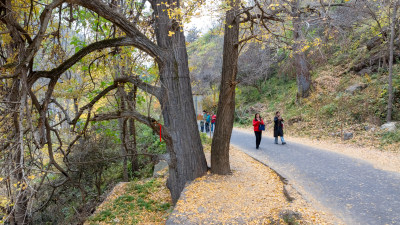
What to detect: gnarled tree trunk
<box><xmin>149</xmin><ymin>0</ymin><xmax>208</xmax><ymax>203</ymax></box>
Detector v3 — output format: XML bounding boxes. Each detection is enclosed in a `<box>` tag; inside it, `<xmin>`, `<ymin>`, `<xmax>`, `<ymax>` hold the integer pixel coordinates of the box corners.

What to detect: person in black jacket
<box><xmin>274</xmin><ymin>111</ymin><xmax>286</xmax><ymax>145</ymax></box>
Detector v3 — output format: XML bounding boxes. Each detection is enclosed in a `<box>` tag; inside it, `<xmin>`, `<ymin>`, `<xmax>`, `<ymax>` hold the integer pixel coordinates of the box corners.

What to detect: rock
<box><xmin>380</xmin><ymin>122</ymin><xmax>398</xmax><ymax>132</ymax></box>
<box><xmin>329</xmin><ymin>132</ymin><xmax>341</xmax><ymax>137</ymax></box>
<box><xmin>365</xmin><ymin>125</ymin><xmax>377</xmax><ymax>132</ymax></box>
<box><xmin>279</xmin><ymin>209</ymin><xmax>302</xmax><ymax>222</ymax></box>
<box><xmin>343</xmin><ymin>132</ymin><xmax>353</xmax><ymax>140</ymax></box>
<box><xmin>153</xmin><ymin>160</ymin><xmax>169</xmax><ymax>178</ymax></box>
<box><xmin>358</xmin><ymin>68</ymin><xmax>372</xmax><ymax>76</ymax></box>
<box><xmin>345</xmin><ymin>83</ymin><xmax>367</xmax><ymax>95</ymax></box>
<box><xmin>283</xmin><ymin>184</ymin><xmax>296</xmax><ymax>202</ymax></box>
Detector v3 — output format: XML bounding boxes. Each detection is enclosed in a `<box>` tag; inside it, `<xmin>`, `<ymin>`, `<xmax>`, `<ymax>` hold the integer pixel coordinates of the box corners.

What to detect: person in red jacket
<box><xmin>253</xmin><ymin>113</ymin><xmax>265</xmax><ymax>149</ymax></box>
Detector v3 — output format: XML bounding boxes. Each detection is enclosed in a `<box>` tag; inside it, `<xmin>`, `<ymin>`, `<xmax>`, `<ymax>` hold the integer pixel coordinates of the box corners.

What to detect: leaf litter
<box><xmin>168</xmin><ymin>147</ymin><xmax>339</xmax><ymax>224</ymax></box>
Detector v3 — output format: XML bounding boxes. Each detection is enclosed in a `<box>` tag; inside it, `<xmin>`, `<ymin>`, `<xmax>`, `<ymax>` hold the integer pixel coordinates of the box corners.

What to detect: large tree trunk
<box><xmin>151</xmin><ymin>0</ymin><xmax>208</xmax><ymax>203</ymax></box>
<box><xmin>292</xmin><ymin>0</ymin><xmax>312</xmax><ymax>99</ymax></box>
<box><xmin>210</xmin><ymin>0</ymin><xmax>240</xmax><ymax>175</ymax></box>
<box><xmin>387</xmin><ymin>1</ymin><xmax>398</xmax><ymax>122</ymax></box>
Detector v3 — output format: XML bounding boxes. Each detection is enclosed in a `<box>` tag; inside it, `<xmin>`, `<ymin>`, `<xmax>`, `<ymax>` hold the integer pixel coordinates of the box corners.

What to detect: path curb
<box><xmin>236</xmin><ymin>149</ymin><xmax>300</xmax><ymax>203</ymax></box>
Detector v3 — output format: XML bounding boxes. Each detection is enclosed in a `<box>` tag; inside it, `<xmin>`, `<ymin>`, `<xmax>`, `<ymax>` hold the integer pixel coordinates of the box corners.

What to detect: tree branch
<box><xmin>50</xmin><ymin>99</ymin><xmax>72</xmax><ymax>124</ymax></box>
<box><xmin>66</xmin><ymin>0</ymin><xmax>166</xmax><ymax>63</ymax></box>
<box><xmin>28</xmin><ymin>36</ymin><xmax>142</xmax><ymax>85</ymax></box>
<box><xmin>115</xmin><ymin>75</ymin><xmax>161</xmax><ymax>100</ymax></box>
<box><xmin>70</xmin><ymin>82</ymin><xmax>120</xmax><ymax>125</ymax></box>
<box><xmin>91</xmin><ymin>111</ymin><xmax>172</xmax><ymax>146</ymax></box>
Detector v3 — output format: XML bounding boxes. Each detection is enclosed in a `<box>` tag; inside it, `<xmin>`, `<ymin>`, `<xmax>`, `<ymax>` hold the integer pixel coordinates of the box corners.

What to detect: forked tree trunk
<box><xmin>292</xmin><ymin>0</ymin><xmax>312</xmax><ymax>99</ymax></box>
<box><xmin>151</xmin><ymin>0</ymin><xmax>208</xmax><ymax>203</ymax></box>
<box><xmin>210</xmin><ymin>0</ymin><xmax>240</xmax><ymax>175</ymax></box>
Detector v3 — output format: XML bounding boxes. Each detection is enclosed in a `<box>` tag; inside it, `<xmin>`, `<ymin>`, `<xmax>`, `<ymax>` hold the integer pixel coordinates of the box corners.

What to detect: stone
<box><xmin>343</xmin><ymin>132</ymin><xmax>353</xmax><ymax>140</ymax></box>
<box><xmin>279</xmin><ymin>209</ymin><xmax>302</xmax><ymax>221</ymax></box>
<box><xmin>358</xmin><ymin>68</ymin><xmax>372</xmax><ymax>76</ymax></box>
<box><xmin>345</xmin><ymin>83</ymin><xmax>367</xmax><ymax>95</ymax></box>
<box><xmin>283</xmin><ymin>184</ymin><xmax>296</xmax><ymax>202</ymax></box>
<box><xmin>153</xmin><ymin>160</ymin><xmax>169</xmax><ymax>178</ymax></box>
<box><xmin>380</xmin><ymin>122</ymin><xmax>398</xmax><ymax>132</ymax></box>
<box><xmin>329</xmin><ymin>132</ymin><xmax>341</xmax><ymax>137</ymax></box>
<box><xmin>364</xmin><ymin>126</ymin><xmax>371</xmax><ymax>131</ymax></box>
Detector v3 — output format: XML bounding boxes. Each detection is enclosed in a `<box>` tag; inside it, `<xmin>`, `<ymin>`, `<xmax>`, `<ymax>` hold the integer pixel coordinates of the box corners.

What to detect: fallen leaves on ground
<box><xmin>169</xmin><ymin>147</ymin><xmax>336</xmax><ymax>224</ymax></box>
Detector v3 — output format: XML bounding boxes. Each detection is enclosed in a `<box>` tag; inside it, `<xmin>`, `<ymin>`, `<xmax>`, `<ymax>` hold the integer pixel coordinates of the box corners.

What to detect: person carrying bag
<box><xmin>253</xmin><ymin>113</ymin><xmax>265</xmax><ymax>149</ymax></box>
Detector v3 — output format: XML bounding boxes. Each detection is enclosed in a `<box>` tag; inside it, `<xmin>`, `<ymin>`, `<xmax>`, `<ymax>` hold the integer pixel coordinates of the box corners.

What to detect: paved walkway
<box><xmin>230</xmin><ymin>129</ymin><xmax>400</xmax><ymax>225</ymax></box>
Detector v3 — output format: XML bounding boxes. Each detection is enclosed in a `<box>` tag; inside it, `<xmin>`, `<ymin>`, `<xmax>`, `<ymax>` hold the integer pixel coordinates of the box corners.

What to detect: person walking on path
<box><xmin>274</xmin><ymin>111</ymin><xmax>286</xmax><ymax>145</ymax></box>
<box><xmin>205</xmin><ymin>112</ymin><xmax>211</xmax><ymax>133</ymax></box>
<box><xmin>202</xmin><ymin>110</ymin><xmax>207</xmax><ymax>133</ymax></box>
<box><xmin>253</xmin><ymin>113</ymin><xmax>265</xmax><ymax>149</ymax></box>
<box><xmin>211</xmin><ymin>112</ymin><xmax>217</xmax><ymax>133</ymax></box>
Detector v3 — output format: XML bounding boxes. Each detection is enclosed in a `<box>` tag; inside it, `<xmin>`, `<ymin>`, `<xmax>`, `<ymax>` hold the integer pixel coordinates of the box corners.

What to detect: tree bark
<box><xmin>128</xmin><ymin>85</ymin><xmax>139</xmax><ymax>175</ymax></box>
<box><xmin>149</xmin><ymin>0</ymin><xmax>208</xmax><ymax>203</ymax></box>
<box><xmin>292</xmin><ymin>0</ymin><xmax>312</xmax><ymax>99</ymax></box>
<box><xmin>210</xmin><ymin>0</ymin><xmax>240</xmax><ymax>175</ymax></box>
<box><xmin>387</xmin><ymin>1</ymin><xmax>398</xmax><ymax>122</ymax></box>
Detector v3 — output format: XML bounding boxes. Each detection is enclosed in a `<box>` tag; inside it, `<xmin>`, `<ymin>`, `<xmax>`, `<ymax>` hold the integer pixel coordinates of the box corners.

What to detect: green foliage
<box><xmin>381</xmin><ymin>129</ymin><xmax>400</xmax><ymax>145</ymax></box>
<box><xmin>88</xmin><ymin>179</ymin><xmax>171</xmax><ymax>224</ymax></box>
<box><xmin>321</xmin><ymin>103</ymin><xmax>337</xmax><ymax>117</ymax></box>
<box><xmin>200</xmin><ymin>133</ymin><xmax>212</xmax><ymax>145</ymax></box>
<box><xmin>90</xmin><ymin>209</ymin><xmax>115</xmax><ymax>222</ymax></box>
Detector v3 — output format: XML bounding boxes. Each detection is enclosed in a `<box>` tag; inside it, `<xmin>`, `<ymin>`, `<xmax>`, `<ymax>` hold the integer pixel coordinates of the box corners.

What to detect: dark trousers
<box><xmin>254</xmin><ymin>131</ymin><xmax>262</xmax><ymax>148</ymax></box>
<box><xmin>205</xmin><ymin>122</ymin><xmax>210</xmax><ymax>132</ymax></box>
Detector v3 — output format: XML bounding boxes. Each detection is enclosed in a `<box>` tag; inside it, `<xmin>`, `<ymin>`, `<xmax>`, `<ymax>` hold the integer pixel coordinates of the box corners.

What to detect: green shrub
<box><xmin>381</xmin><ymin>129</ymin><xmax>400</xmax><ymax>145</ymax></box>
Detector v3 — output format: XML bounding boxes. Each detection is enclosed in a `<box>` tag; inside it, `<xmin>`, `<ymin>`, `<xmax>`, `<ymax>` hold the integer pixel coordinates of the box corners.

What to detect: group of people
<box><xmin>253</xmin><ymin>111</ymin><xmax>286</xmax><ymax>149</ymax></box>
<box><xmin>200</xmin><ymin>110</ymin><xmax>216</xmax><ymax>133</ymax></box>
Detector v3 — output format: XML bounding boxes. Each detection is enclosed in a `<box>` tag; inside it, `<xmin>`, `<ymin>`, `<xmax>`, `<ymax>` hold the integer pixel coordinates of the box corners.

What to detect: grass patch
<box><xmin>381</xmin><ymin>129</ymin><xmax>400</xmax><ymax>145</ymax></box>
<box><xmin>86</xmin><ymin>178</ymin><xmax>172</xmax><ymax>224</ymax></box>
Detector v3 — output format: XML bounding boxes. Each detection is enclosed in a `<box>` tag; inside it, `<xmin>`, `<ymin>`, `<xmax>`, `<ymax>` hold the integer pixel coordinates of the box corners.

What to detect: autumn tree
<box><xmin>387</xmin><ymin>0</ymin><xmax>399</xmax><ymax>122</ymax></box>
<box><xmin>1</xmin><ymin>1</ymin><xmax>209</xmax><ymax>223</ymax></box>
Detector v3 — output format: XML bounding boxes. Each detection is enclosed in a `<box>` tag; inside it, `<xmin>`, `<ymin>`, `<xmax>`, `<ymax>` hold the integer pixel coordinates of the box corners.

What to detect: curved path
<box><xmin>230</xmin><ymin>129</ymin><xmax>400</xmax><ymax>225</ymax></box>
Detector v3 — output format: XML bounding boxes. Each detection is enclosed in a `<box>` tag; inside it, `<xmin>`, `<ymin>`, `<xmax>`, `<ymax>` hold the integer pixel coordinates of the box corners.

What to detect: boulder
<box><xmin>343</xmin><ymin>132</ymin><xmax>353</xmax><ymax>140</ymax></box>
<box><xmin>279</xmin><ymin>209</ymin><xmax>302</xmax><ymax>222</ymax></box>
<box><xmin>358</xmin><ymin>68</ymin><xmax>372</xmax><ymax>76</ymax></box>
<box><xmin>153</xmin><ymin>160</ymin><xmax>169</xmax><ymax>178</ymax></box>
<box><xmin>345</xmin><ymin>83</ymin><xmax>367</xmax><ymax>95</ymax></box>
<box><xmin>380</xmin><ymin>122</ymin><xmax>398</xmax><ymax>132</ymax></box>
<box><xmin>364</xmin><ymin>125</ymin><xmax>377</xmax><ymax>132</ymax></box>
